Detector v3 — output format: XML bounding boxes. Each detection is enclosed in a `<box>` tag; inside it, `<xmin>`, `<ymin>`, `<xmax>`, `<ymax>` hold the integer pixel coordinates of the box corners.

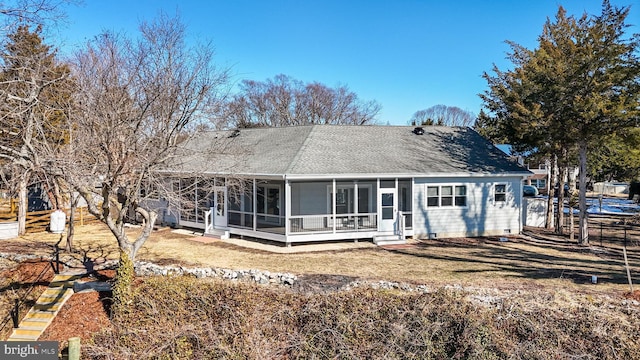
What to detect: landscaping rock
<box><xmin>133</xmin><ymin>261</ymin><xmax>299</xmax><ymax>288</ymax></box>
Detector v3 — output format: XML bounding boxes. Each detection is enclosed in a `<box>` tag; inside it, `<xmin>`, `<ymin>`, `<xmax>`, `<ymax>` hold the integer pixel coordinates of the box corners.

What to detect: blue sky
<box><xmin>55</xmin><ymin>0</ymin><xmax>637</xmax><ymax>125</ymax></box>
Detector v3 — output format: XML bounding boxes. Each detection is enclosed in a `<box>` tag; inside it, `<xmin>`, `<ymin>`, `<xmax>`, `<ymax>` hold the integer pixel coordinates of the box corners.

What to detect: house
<box><xmin>495</xmin><ymin>144</ymin><xmax>551</xmax><ymax>195</ymax></box>
<box><xmin>158</xmin><ymin>125</ymin><xmax>531</xmax><ymax>246</ymax></box>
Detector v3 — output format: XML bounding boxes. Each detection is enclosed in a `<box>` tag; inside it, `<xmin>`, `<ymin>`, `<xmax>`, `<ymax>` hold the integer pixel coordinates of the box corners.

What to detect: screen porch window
<box><xmin>257</xmin><ymin>185</ymin><xmax>281</xmax><ymax>216</ymax></box>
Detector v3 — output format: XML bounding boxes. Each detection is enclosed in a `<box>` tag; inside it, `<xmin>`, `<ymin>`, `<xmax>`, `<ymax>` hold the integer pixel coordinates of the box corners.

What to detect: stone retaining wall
<box><xmin>134</xmin><ymin>261</ymin><xmax>297</xmax><ymax>287</ymax></box>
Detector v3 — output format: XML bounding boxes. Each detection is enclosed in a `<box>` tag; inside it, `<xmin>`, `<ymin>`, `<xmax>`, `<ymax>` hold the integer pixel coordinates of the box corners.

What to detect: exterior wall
<box><xmin>167</xmin><ymin>175</ymin><xmax>526</xmax><ymax>242</ymax></box>
<box><xmin>291</xmin><ymin>182</ymin><xmax>330</xmax><ymax>215</ymax></box>
<box><xmin>413</xmin><ymin>177</ymin><xmax>523</xmax><ymax>238</ymax></box>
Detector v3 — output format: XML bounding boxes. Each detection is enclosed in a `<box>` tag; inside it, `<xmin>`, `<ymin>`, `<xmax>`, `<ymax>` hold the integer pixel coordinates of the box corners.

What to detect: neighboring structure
<box><xmin>158</xmin><ymin>125</ymin><xmax>531</xmax><ymax>246</ymax></box>
<box><xmin>495</xmin><ymin>145</ymin><xmax>551</xmax><ymax>195</ymax></box>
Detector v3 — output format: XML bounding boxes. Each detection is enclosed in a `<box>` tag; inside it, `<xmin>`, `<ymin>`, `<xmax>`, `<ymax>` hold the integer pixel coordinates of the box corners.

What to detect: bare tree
<box><xmin>67</xmin><ymin>13</ymin><xmax>229</xmax><ymax>305</ymax></box>
<box><xmin>0</xmin><ymin>0</ymin><xmax>73</xmax><ymax>32</ymax></box>
<box><xmin>219</xmin><ymin>74</ymin><xmax>380</xmax><ymax>128</ymax></box>
<box><xmin>410</xmin><ymin>105</ymin><xmax>476</xmax><ymax>127</ymax></box>
<box><xmin>0</xmin><ymin>24</ymin><xmax>72</xmax><ymax>234</ymax></box>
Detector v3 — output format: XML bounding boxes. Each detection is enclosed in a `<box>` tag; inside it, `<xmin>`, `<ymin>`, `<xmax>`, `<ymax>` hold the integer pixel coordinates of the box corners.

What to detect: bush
<box><xmin>85</xmin><ymin>276</ymin><xmax>640</xmax><ymax>359</ymax></box>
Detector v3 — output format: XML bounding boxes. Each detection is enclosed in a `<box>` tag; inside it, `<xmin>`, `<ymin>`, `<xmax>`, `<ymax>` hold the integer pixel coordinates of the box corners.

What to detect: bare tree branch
<box><xmin>219</xmin><ymin>74</ymin><xmax>380</xmax><ymax>128</ymax></box>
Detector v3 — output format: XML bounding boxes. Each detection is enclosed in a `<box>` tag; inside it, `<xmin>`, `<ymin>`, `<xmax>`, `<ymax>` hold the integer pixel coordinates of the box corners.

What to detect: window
<box><xmin>427</xmin><ymin>185</ymin><xmax>467</xmax><ymax>207</ymax></box>
<box><xmin>441</xmin><ymin>186</ymin><xmax>453</xmax><ymax>206</ymax></box>
<box><xmin>327</xmin><ymin>184</ymin><xmax>373</xmax><ymax>214</ymax></box>
<box><xmin>427</xmin><ymin>186</ymin><xmax>439</xmax><ymax>207</ymax></box>
<box><xmin>455</xmin><ymin>186</ymin><xmax>466</xmax><ymax>206</ymax></box>
<box><xmin>257</xmin><ymin>185</ymin><xmax>281</xmax><ymax>216</ymax></box>
<box><xmin>536</xmin><ymin>179</ymin><xmax>547</xmax><ymax>189</ymax></box>
<box><xmin>495</xmin><ymin>184</ymin><xmax>507</xmax><ymax>202</ymax></box>
<box><xmin>333</xmin><ymin>187</ymin><xmax>353</xmax><ymax>214</ymax></box>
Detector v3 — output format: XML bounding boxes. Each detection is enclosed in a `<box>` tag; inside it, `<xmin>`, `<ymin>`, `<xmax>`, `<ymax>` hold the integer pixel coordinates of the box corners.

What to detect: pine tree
<box><xmin>480</xmin><ymin>1</ymin><xmax>640</xmax><ymax>244</ymax></box>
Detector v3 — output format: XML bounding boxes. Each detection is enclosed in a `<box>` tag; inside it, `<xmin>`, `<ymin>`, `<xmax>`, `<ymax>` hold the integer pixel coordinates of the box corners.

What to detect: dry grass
<box><xmin>3</xmin><ymin>222</ymin><xmax>640</xmax><ymax>358</ymax></box>
<box><xmin>83</xmin><ymin>276</ymin><xmax>640</xmax><ymax>360</ymax></box>
<box><xmin>5</xmin><ymin>222</ymin><xmax>639</xmax><ymax>297</ymax></box>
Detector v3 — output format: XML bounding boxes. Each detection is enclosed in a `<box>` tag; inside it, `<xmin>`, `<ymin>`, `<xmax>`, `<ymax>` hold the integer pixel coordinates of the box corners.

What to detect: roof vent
<box><xmin>413</xmin><ymin>127</ymin><xmax>425</xmax><ymax>135</ymax></box>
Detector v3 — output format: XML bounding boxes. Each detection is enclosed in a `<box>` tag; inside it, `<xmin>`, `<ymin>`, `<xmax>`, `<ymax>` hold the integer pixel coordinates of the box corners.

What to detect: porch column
<box><xmin>376</xmin><ymin>178</ymin><xmax>380</xmax><ymax>232</ymax></box>
<box><xmin>284</xmin><ymin>179</ymin><xmax>291</xmax><ymax>239</ymax></box>
<box><xmin>411</xmin><ymin>178</ymin><xmax>415</xmax><ymax>216</ymax></box>
<box><xmin>252</xmin><ymin>179</ymin><xmax>257</xmax><ymax>232</ymax></box>
<box><xmin>353</xmin><ymin>181</ymin><xmax>359</xmax><ymax>230</ymax></box>
<box><xmin>332</xmin><ymin>179</ymin><xmax>336</xmax><ymax>233</ymax></box>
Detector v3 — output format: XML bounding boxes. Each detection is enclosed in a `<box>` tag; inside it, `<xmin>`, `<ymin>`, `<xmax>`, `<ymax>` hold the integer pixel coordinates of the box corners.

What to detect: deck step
<box><xmin>204</xmin><ymin>228</ymin><xmax>230</xmax><ymax>240</ymax></box>
<box><xmin>373</xmin><ymin>234</ymin><xmax>407</xmax><ymax>246</ymax></box>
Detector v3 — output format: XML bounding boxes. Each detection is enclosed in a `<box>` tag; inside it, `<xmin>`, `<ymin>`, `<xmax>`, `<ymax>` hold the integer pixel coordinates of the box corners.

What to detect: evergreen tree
<box><xmin>480</xmin><ymin>1</ymin><xmax>640</xmax><ymax>244</ymax></box>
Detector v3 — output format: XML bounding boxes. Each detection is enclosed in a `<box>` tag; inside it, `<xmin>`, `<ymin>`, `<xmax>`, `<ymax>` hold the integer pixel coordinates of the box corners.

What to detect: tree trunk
<box><xmin>17</xmin><ymin>175</ymin><xmax>27</xmax><ymax>235</ymax></box>
<box><xmin>43</xmin><ymin>178</ymin><xmax>62</xmax><ymax>210</ymax></box>
<box><xmin>545</xmin><ymin>155</ymin><xmax>557</xmax><ymax>229</ymax></box>
<box><xmin>112</xmin><ymin>249</ymin><xmax>135</xmax><ymax>313</ymax></box>
<box><xmin>569</xmin><ymin>205</ymin><xmax>575</xmax><ymax>242</ymax></box>
<box><xmin>65</xmin><ymin>192</ymin><xmax>80</xmax><ymax>252</ymax></box>
<box><xmin>555</xmin><ymin>166</ymin><xmax>567</xmax><ymax>234</ymax></box>
<box><xmin>578</xmin><ymin>141</ymin><xmax>589</xmax><ymax>245</ymax></box>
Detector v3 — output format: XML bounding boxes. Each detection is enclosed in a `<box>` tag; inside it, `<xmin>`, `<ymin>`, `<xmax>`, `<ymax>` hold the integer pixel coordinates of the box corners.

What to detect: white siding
<box><xmin>413</xmin><ymin>177</ymin><xmax>523</xmax><ymax>238</ymax></box>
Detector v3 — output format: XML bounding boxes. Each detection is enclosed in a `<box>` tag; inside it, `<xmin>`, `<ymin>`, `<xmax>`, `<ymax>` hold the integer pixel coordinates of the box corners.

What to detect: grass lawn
<box><xmin>6</xmin><ymin>221</ymin><xmax>638</xmax><ymax>296</ymax></box>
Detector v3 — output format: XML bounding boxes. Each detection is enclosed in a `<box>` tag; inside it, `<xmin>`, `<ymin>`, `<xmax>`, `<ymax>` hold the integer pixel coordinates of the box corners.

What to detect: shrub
<box><xmin>85</xmin><ymin>276</ymin><xmax>640</xmax><ymax>359</ymax></box>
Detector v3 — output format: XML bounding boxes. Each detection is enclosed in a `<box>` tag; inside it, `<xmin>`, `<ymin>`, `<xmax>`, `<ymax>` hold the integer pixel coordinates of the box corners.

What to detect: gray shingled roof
<box><xmin>175</xmin><ymin>125</ymin><xmax>530</xmax><ymax>178</ymax></box>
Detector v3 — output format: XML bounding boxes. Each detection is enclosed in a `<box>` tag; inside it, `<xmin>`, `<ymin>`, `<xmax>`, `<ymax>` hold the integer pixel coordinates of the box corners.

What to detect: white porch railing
<box><xmin>397</xmin><ymin>211</ymin><xmax>406</xmax><ymax>238</ymax></box>
<box><xmin>289</xmin><ymin>213</ymin><xmax>377</xmax><ymax>234</ymax></box>
<box><xmin>204</xmin><ymin>208</ymin><xmax>214</xmax><ymax>233</ymax></box>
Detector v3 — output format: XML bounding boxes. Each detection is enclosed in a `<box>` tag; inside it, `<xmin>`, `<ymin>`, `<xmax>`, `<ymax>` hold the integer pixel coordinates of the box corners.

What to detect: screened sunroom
<box><xmin>171</xmin><ymin>177</ymin><xmax>413</xmax><ymax>245</ymax></box>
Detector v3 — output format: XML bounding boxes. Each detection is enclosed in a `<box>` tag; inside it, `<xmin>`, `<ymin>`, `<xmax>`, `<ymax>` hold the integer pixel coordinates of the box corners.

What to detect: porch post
<box><xmin>354</xmin><ymin>181</ymin><xmax>359</xmax><ymax>230</ymax></box>
<box><xmin>195</xmin><ymin>179</ymin><xmax>199</xmax><ymax>224</ymax></box>
<box><xmin>284</xmin><ymin>178</ymin><xmax>291</xmax><ymax>240</ymax></box>
<box><xmin>376</xmin><ymin>178</ymin><xmax>380</xmax><ymax>232</ymax></box>
<box><xmin>332</xmin><ymin>179</ymin><xmax>336</xmax><ymax>233</ymax></box>
<box><xmin>252</xmin><ymin>178</ymin><xmax>257</xmax><ymax>232</ymax></box>
<box><xmin>411</xmin><ymin>178</ymin><xmax>415</xmax><ymax>215</ymax></box>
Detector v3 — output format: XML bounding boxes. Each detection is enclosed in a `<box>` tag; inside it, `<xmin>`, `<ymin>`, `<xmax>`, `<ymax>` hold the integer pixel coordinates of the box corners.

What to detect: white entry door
<box><xmin>378</xmin><ymin>188</ymin><xmax>397</xmax><ymax>232</ymax></box>
<box><xmin>213</xmin><ymin>186</ymin><xmax>227</xmax><ymax>228</ymax></box>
